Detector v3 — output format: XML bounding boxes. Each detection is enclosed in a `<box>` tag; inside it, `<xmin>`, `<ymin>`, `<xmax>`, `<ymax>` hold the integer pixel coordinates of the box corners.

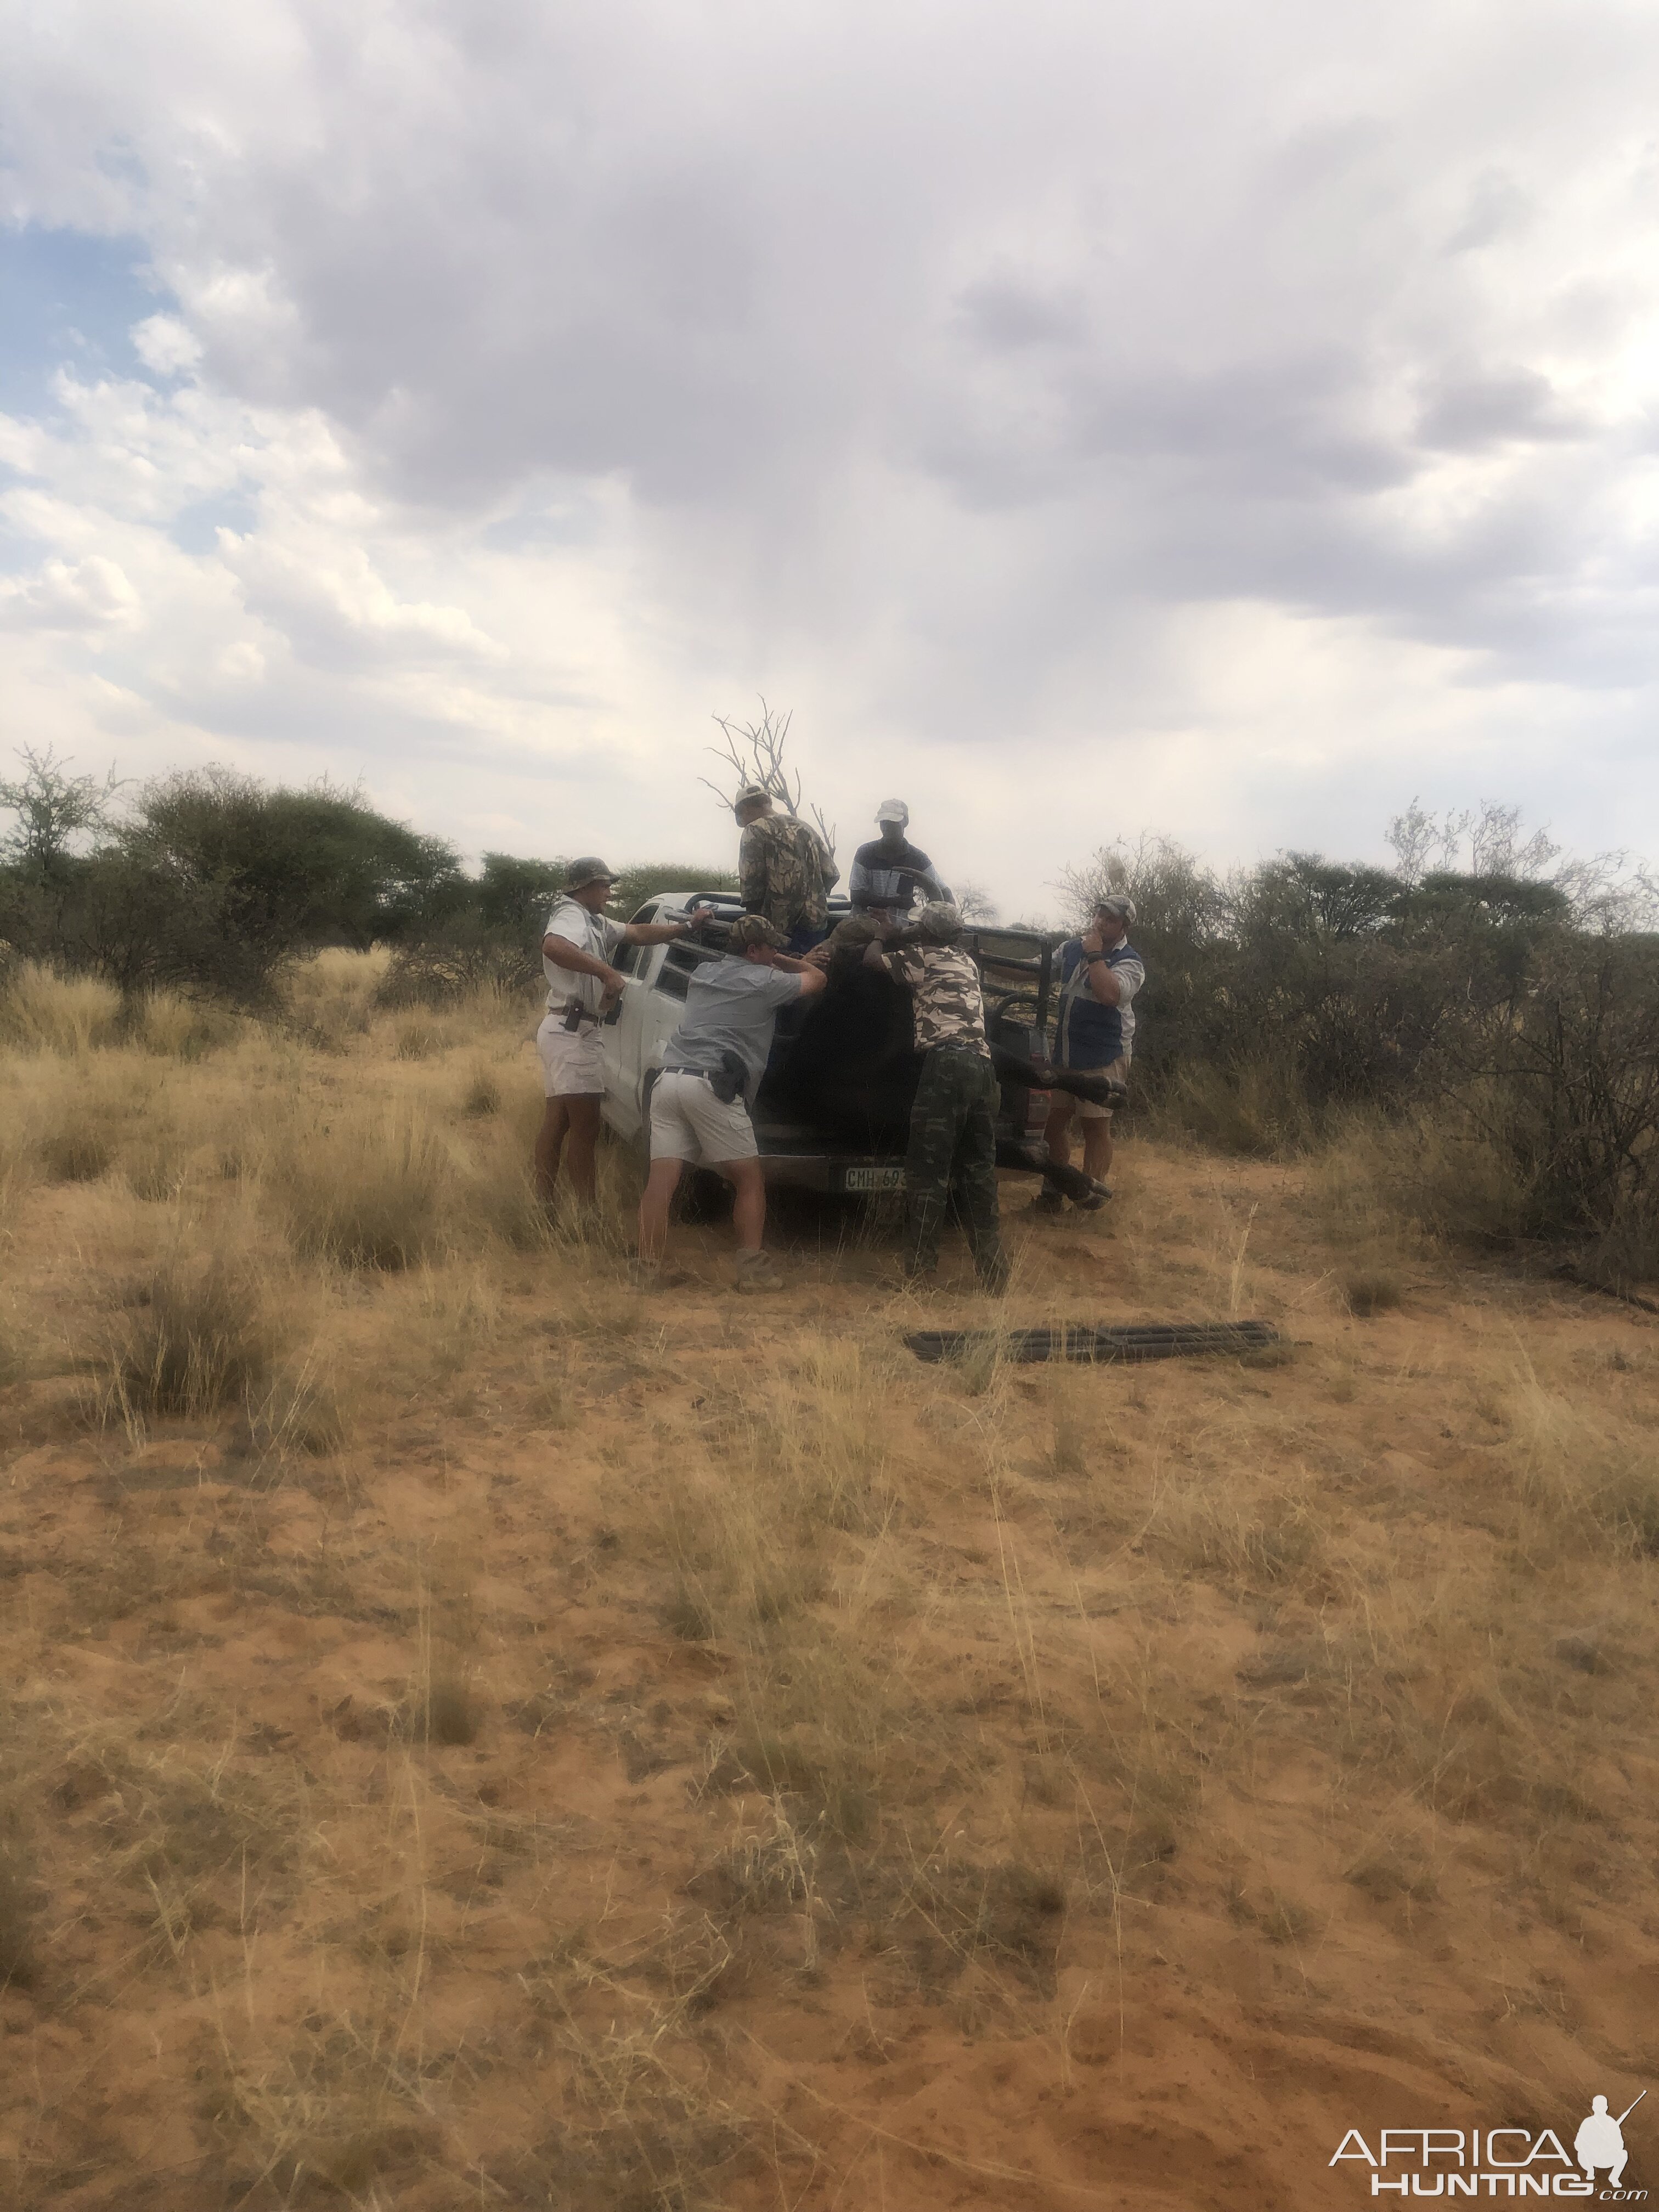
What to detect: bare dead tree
<box><xmin>701</xmin><ymin>698</ymin><xmax>836</xmax><ymax>861</ymax></box>
<box><xmin>953</xmin><ymin>879</ymin><xmax>1001</xmax><ymax>924</ymax></box>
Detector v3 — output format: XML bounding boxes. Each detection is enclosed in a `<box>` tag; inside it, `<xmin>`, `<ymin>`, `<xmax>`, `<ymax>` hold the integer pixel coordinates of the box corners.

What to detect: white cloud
<box><xmin>0</xmin><ymin>551</ymin><xmax>140</xmax><ymax>633</ymax></box>
<box><xmin>131</xmin><ymin>313</ymin><xmax>202</xmax><ymax>376</ymax></box>
<box><xmin>0</xmin><ymin>0</ymin><xmax>1657</xmax><ymax>905</ymax></box>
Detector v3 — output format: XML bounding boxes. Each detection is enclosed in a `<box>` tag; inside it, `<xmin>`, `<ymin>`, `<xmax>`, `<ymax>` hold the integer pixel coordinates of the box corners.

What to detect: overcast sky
<box><xmin>2</xmin><ymin>0</ymin><xmax>1657</xmax><ymax>916</ymax></box>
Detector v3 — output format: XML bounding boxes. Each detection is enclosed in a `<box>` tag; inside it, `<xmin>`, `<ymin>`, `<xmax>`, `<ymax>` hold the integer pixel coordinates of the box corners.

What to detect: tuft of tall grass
<box><xmin>244</xmin><ymin>1357</ymin><xmax>352</xmax><ymax>1462</ymax></box>
<box><xmin>274</xmin><ymin>1110</ymin><xmax>454</xmax><ymax>1270</ymax></box>
<box><xmin>1509</xmin><ymin>1366</ymin><xmax>1659</xmax><ymax>1557</ymax></box>
<box><xmin>279</xmin><ymin>947</ymin><xmax>390</xmax><ymax>1052</ymax></box>
<box><xmin>394</xmin><ymin>1017</ymin><xmax>448</xmax><ymax>1062</ymax></box>
<box><xmin>124</xmin><ymin>1133</ymin><xmax>185</xmax><ymax>1203</ymax></box>
<box><xmin>1318</xmin><ymin>1104</ymin><xmax>1532</xmax><ymax>1250</ymax></box>
<box><xmin>462</xmin><ymin>1064</ymin><xmax>502</xmax><ymax>1116</ymax></box>
<box><xmin>122</xmin><ymin>987</ymin><xmax>241</xmax><ymax>1059</ymax></box>
<box><xmin>38</xmin><ymin>1115</ymin><xmax>116</xmax><ymax>1184</ymax></box>
<box><xmin>0</xmin><ymin>958</ymin><xmax>121</xmax><ymax>1054</ymax></box>
<box><xmin>464</xmin><ymin>1110</ymin><xmax>557</xmax><ymax>1251</ymax></box>
<box><xmin>100</xmin><ymin>1253</ymin><xmax>282</xmax><ymax>1424</ymax></box>
<box><xmin>1154</xmin><ymin>1057</ymin><xmax>1313</xmax><ymax>1158</ymax></box>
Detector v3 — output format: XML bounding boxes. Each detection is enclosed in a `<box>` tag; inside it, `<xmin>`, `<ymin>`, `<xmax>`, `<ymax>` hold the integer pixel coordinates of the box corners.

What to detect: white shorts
<box><xmin>650</xmin><ymin>1069</ymin><xmax>758</xmax><ymax>1166</ymax></box>
<box><xmin>536</xmin><ymin>1014</ymin><xmax>606</xmax><ymax>1098</ymax></box>
<box><xmin>1068</xmin><ymin>1056</ymin><xmax>1130</xmax><ymax>1121</ymax></box>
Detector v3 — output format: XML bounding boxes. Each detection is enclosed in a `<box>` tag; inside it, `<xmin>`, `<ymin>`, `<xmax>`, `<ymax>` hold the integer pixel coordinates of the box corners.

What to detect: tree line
<box><xmin>1064</xmin><ymin>817</ymin><xmax>1659</xmax><ymax>1277</ymax></box>
<box><xmin>4</xmin><ymin>749</ymin><xmax>1657</xmax><ymax>1278</ymax></box>
<box><xmin>0</xmin><ymin>748</ymin><xmax>736</xmax><ymax>1003</ymax></box>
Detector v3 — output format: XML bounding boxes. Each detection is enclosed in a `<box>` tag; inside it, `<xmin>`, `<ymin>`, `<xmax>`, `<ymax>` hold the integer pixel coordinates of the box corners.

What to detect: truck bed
<box><xmin>600</xmin><ymin>893</ymin><xmax>1054</xmax><ymax>1192</ymax></box>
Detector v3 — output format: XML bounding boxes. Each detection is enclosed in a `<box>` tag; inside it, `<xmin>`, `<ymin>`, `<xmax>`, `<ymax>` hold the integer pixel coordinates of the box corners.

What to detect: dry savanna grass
<box><xmin>2</xmin><ymin>949</ymin><xmax>1659</xmax><ymax>2209</ymax></box>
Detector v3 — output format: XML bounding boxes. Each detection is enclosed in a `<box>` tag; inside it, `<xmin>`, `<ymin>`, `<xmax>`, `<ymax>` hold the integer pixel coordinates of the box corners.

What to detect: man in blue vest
<box><xmin>1034</xmin><ymin>894</ymin><xmax>1143</xmax><ymax>1212</ymax></box>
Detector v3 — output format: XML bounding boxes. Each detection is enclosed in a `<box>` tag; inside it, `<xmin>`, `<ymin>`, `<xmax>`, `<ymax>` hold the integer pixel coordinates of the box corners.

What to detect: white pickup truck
<box><xmin>597</xmin><ymin>891</ymin><xmax>1064</xmax><ymax>1198</ymax></box>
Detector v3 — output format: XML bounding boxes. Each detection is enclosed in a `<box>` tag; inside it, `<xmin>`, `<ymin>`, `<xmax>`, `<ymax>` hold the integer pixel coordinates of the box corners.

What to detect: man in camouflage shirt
<box><xmin>735</xmin><ymin>785</ymin><xmax>838</xmax><ymax>953</ymax></box>
<box><xmin>864</xmin><ymin>901</ymin><xmax>1009</xmax><ymax>1293</ymax></box>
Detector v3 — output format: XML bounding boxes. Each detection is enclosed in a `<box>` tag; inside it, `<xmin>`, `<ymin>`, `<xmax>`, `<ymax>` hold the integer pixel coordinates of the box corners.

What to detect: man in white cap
<box><xmin>1034</xmin><ymin>893</ymin><xmax>1143</xmax><ymax>1212</ymax></box>
<box><xmin>849</xmin><ymin>800</ymin><xmax>952</xmax><ymax>920</ymax></box>
<box><xmin>534</xmin><ymin>857</ymin><xmax>697</xmax><ymax>1211</ymax></box>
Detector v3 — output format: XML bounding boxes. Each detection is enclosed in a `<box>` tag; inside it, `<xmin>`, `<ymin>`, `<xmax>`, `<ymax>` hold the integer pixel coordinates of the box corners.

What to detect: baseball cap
<box><xmin>875</xmin><ymin>798</ymin><xmax>909</xmax><ymax>825</ymax></box>
<box><xmin>1093</xmin><ymin>894</ymin><xmax>1137</xmax><ymax>925</ymax></box>
<box><xmin>911</xmin><ymin>900</ymin><xmax>964</xmax><ymax>943</ymax></box>
<box><xmin>566</xmin><ymin>856</ymin><xmax>618</xmax><ymax>891</ymax></box>
<box><xmin>733</xmin><ymin>784</ymin><xmax>770</xmax><ymax>811</ymax></box>
<box><xmin>729</xmin><ymin>914</ymin><xmax>785</xmax><ymax>951</ymax></box>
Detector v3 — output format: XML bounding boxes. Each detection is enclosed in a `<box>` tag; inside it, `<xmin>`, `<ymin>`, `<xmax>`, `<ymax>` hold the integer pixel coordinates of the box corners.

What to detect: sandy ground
<box><xmin>3</xmin><ymin>1018</ymin><xmax>1658</xmax><ymax>2209</ymax></box>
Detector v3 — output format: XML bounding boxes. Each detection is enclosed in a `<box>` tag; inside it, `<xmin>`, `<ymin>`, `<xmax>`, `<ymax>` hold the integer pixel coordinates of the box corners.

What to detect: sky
<box><xmin>2</xmin><ymin>0</ymin><xmax>1658</xmax><ymax>919</ymax></box>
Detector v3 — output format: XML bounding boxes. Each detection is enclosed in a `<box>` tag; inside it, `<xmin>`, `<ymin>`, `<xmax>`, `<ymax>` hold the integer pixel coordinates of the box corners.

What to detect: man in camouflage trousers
<box><xmin>865</xmin><ymin>902</ymin><xmax>1009</xmax><ymax>1293</ymax></box>
<box><xmin>735</xmin><ymin>784</ymin><xmax>838</xmax><ymax>953</ymax></box>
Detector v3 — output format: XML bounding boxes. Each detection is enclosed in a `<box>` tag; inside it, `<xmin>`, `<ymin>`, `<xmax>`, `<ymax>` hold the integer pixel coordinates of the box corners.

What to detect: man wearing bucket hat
<box><xmin>1034</xmin><ymin>893</ymin><xmax>1143</xmax><ymax>1211</ymax></box>
<box><xmin>849</xmin><ymin>799</ymin><xmax>952</xmax><ymax>920</ymax></box>
<box><xmin>734</xmin><ymin>785</ymin><xmax>839</xmax><ymax>953</ymax></box>
<box><xmin>534</xmin><ymin>858</ymin><xmax>698</xmax><ymax>1210</ymax></box>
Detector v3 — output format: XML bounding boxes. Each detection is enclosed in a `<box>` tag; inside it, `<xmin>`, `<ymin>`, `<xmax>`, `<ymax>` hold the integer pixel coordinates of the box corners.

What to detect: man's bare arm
<box><xmin>769</xmin><ymin>953</ymin><xmax>828</xmax><ymax>996</ymax></box>
<box><xmin>542</xmin><ymin>934</ymin><xmax>628</xmax><ymax>995</ymax></box>
<box><xmin>622</xmin><ymin>919</ymin><xmax>692</xmax><ymax>946</ymax></box>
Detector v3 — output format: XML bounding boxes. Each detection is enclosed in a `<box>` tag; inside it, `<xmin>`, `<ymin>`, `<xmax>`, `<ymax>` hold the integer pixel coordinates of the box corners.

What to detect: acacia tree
<box><xmin>0</xmin><ymin>746</ymin><xmax>124</xmax><ymax>880</ymax></box>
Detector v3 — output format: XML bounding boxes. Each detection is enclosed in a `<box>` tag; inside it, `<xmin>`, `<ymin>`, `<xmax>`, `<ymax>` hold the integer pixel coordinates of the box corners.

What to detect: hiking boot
<box><xmin>1074</xmin><ymin>1187</ymin><xmax>1111</xmax><ymax>1212</ymax></box>
<box><xmin>732</xmin><ymin>1251</ymin><xmax>783</xmax><ymax>1293</ymax></box>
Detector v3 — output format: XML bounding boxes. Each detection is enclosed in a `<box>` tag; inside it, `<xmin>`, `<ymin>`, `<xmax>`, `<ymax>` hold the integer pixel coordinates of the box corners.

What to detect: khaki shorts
<box><xmin>1066</xmin><ymin>1056</ymin><xmax>1130</xmax><ymax>1121</ymax></box>
<box><xmin>536</xmin><ymin>1013</ymin><xmax>606</xmax><ymax>1098</ymax></box>
<box><xmin>650</xmin><ymin>1069</ymin><xmax>758</xmax><ymax>1165</ymax></box>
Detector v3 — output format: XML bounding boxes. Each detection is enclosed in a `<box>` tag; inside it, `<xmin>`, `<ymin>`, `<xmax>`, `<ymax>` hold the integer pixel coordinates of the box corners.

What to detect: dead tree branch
<box><xmin>701</xmin><ymin>698</ymin><xmax>836</xmax><ymax>861</ymax></box>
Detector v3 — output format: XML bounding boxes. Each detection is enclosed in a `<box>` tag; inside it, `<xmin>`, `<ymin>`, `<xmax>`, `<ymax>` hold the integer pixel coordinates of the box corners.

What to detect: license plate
<box><xmin>842</xmin><ymin>1165</ymin><xmax>904</xmax><ymax>1193</ymax></box>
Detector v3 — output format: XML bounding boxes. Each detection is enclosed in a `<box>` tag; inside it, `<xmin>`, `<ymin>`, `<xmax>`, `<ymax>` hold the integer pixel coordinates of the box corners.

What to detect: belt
<box><xmin>661</xmin><ymin>1064</ymin><xmax>710</xmax><ymax>1081</ymax></box>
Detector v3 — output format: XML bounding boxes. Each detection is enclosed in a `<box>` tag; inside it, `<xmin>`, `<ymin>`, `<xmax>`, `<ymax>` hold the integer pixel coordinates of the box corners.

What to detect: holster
<box><xmin>708</xmin><ymin>1049</ymin><xmax>748</xmax><ymax>1105</ymax></box>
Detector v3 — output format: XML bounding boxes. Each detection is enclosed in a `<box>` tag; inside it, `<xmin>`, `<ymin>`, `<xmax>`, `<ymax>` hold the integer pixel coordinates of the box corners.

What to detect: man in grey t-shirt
<box><xmin>636</xmin><ymin>916</ymin><xmax>827</xmax><ymax>1289</ymax></box>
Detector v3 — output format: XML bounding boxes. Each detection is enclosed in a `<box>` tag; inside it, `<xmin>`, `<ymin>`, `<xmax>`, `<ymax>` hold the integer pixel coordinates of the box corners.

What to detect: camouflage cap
<box><xmin>733</xmin><ymin>784</ymin><xmax>771</xmax><ymax>812</ymax></box>
<box><xmin>910</xmin><ymin>900</ymin><xmax>965</xmax><ymax>945</ymax></box>
<box><xmin>826</xmin><ymin>914</ymin><xmax>883</xmax><ymax>951</ymax></box>
<box><xmin>728</xmin><ymin>914</ymin><xmax>785</xmax><ymax>951</ymax></box>
<box><xmin>565</xmin><ymin>855</ymin><xmax>618</xmax><ymax>891</ymax></box>
<box><xmin>1092</xmin><ymin>894</ymin><xmax>1137</xmax><ymax>926</ymax></box>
